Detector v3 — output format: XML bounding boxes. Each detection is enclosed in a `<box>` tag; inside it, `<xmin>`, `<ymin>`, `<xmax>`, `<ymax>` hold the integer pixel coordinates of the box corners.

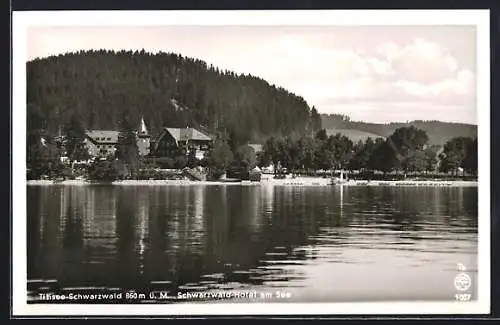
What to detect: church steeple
<box><xmin>139</xmin><ymin>116</ymin><xmax>148</xmax><ymax>136</ymax></box>
<box><xmin>137</xmin><ymin>116</ymin><xmax>151</xmax><ymax>157</ymax></box>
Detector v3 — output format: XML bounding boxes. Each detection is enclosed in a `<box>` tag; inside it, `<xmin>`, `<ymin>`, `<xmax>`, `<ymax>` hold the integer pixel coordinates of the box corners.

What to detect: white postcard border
<box><xmin>12</xmin><ymin>9</ymin><xmax>491</xmax><ymax>316</ymax></box>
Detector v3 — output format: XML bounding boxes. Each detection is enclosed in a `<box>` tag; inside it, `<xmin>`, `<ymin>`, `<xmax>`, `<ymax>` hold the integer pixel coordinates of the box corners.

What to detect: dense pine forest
<box><xmin>27</xmin><ymin>49</ymin><xmax>320</xmax><ymax>146</ymax></box>
<box><xmin>321</xmin><ymin>114</ymin><xmax>477</xmax><ymax>146</ymax></box>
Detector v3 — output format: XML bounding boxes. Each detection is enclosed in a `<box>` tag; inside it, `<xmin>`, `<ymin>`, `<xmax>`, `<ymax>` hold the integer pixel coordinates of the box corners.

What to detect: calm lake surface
<box><xmin>27</xmin><ymin>185</ymin><xmax>478</xmax><ymax>303</ymax></box>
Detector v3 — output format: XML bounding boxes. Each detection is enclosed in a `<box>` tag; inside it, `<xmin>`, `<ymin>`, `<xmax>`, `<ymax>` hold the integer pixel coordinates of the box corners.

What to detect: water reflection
<box><xmin>27</xmin><ymin>185</ymin><xmax>478</xmax><ymax>302</ymax></box>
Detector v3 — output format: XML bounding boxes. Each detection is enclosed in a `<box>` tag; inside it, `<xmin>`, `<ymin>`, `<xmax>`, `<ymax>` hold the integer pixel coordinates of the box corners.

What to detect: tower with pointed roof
<box><xmin>139</xmin><ymin>116</ymin><xmax>148</xmax><ymax>136</ymax></box>
<box><xmin>137</xmin><ymin>116</ymin><xmax>151</xmax><ymax>156</ymax></box>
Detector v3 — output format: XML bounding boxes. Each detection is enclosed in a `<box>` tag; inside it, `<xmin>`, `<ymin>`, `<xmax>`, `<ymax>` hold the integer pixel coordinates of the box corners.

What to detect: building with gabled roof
<box><xmin>166</xmin><ymin>127</ymin><xmax>212</xmax><ymax>143</ymax></box>
<box><xmin>151</xmin><ymin>127</ymin><xmax>214</xmax><ymax>159</ymax></box>
<box><xmin>84</xmin><ymin>116</ymin><xmax>151</xmax><ymax>158</ymax></box>
<box><xmin>84</xmin><ymin>130</ymin><xmax>119</xmax><ymax>158</ymax></box>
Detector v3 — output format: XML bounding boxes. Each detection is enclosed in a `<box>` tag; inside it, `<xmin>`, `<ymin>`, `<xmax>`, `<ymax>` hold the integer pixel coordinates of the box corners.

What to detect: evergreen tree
<box><xmin>262</xmin><ymin>137</ymin><xmax>280</xmax><ymax>172</ymax></box>
<box><xmin>116</xmin><ymin>113</ymin><xmax>139</xmax><ymax>175</ymax></box>
<box><xmin>297</xmin><ymin>135</ymin><xmax>316</xmax><ymax>172</ymax></box>
<box><xmin>309</xmin><ymin>106</ymin><xmax>322</xmax><ymax>133</ymax></box>
<box><xmin>349</xmin><ymin>138</ymin><xmax>378</xmax><ymax>171</ymax></box>
<box><xmin>63</xmin><ymin>114</ymin><xmax>89</xmax><ymax>163</ymax></box>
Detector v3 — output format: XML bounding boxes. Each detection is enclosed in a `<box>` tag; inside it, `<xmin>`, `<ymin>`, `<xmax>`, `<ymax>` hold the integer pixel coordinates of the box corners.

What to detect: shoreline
<box><xmin>27</xmin><ymin>177</ymin><xmax>478</xmax><ymax>187</ymax></box>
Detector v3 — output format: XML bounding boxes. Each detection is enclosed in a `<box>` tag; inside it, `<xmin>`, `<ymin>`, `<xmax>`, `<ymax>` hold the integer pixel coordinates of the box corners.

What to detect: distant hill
<box><xmin>26</xmin><ymin>49</ymin><xmax>314</xmax><ymax>146</ymax></box>
<box><xmin>325</xmin><ymin>128</ymin><xmax>384</xmax><ymax>143</ymax></box>
<box><xmin>321</xmin><ymin>114</ymin><xmax>477</xmax><ymax>146</ymax></box>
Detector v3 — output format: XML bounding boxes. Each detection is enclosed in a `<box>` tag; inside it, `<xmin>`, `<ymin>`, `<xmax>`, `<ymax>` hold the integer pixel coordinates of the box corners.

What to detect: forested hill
<box><xmin>321</xmin><ymin>114</ymin><xmax>477</xmax><ymax>146</ymax></box>
<box><xmin>27</xmin><ymin>49</ymin><xmax>318</xmax><ymax>145</ymax></box>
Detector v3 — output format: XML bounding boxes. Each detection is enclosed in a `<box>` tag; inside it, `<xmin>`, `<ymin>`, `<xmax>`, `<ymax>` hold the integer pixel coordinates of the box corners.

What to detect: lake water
<box><xmin>27</xmin><ymin>184</ymin><xmax>478</xmax><ymax>303</ymax></box>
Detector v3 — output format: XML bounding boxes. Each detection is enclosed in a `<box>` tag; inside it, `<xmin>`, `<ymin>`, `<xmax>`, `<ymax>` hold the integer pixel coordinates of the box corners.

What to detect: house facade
<box><xmin>248</xmin><ymin>143</ymin><xmax>263</xmax><ymax>154</ymax></box>
<box><xmin>84</xmin><ymin>117</ymin><xmax>151</xmax><ymax>158</ymax></box>
<box><xmin>84</xmin><ymin>130</ymin><xmax>119</xmax><ymax>158</ymax></box>
<box><xmin>151</xmin><ymin>127</ymin><xmax>213</xmax><ymax>159</ymax></box>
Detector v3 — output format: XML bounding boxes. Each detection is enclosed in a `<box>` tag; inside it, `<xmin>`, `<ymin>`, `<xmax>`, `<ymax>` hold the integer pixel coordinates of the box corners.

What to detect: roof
<box><xmin>139</xmin><ymin>117</ymin><xmax>148</xmax><ymax>135</ymax></box>
<box><xmin>248</xmin><ymin>144</ymin><xmax>263</xmax><ymax>153</ymax></box>
<box><xmin>85</xmin><ymin>130</ymin><xmax>119</xmax><ymax>144</ymax></box>
<box><xmin>164</xmin><ymin>127</ymin><xmax>212</xmax><ymax>142</ymax></box>
<box><xmin>251</xmin><ymin>166</ymin><xmax>261</xmax><ymax>172</ymax></box>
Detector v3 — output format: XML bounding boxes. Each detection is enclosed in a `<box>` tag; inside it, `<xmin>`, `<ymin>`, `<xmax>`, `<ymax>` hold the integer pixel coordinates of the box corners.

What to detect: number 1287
<box><xmin>455</xmin><ymin>293</ymin><xmax>471</xmax><ymax>301</ymax></box>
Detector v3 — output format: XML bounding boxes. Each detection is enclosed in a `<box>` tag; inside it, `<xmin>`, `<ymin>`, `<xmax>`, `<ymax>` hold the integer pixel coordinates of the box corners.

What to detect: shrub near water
<box><xmin>87</xmin><ymin>160</ymin><xmax>120</xmax><ymax>182</ymax></box>
<box><xmin>136</xmin><ymin>169</ymin><xmax>183</xmax><ymax>180</ymax></box>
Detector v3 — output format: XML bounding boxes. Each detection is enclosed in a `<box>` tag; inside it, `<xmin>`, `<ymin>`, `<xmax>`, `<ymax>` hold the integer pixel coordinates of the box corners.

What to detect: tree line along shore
<box><xmin>27</xmin><ymin>113</ymin><xmax>477</xmax><ymax>183</ymax></box>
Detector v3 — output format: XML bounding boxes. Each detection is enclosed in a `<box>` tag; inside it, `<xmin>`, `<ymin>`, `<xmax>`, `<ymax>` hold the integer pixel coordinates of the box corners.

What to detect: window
<box><xmin>107</xmin><ymin>137</ymin><xmax>111</xmax><ymax>140</ymax></box>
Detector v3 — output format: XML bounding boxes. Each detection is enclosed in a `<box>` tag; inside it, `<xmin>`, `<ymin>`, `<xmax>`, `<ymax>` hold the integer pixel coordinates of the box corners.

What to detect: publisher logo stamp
<box><xmin>454</xmin><ymin>273</ymin><xmax>471</xmax><ymax>292</ymax></box>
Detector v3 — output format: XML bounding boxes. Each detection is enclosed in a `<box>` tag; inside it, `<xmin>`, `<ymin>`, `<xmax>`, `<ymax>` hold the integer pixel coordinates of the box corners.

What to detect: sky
<box><xmin>27</xmin><ymin>25</ymin><xmax>477</xmax><ymax>124</ymax></box>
